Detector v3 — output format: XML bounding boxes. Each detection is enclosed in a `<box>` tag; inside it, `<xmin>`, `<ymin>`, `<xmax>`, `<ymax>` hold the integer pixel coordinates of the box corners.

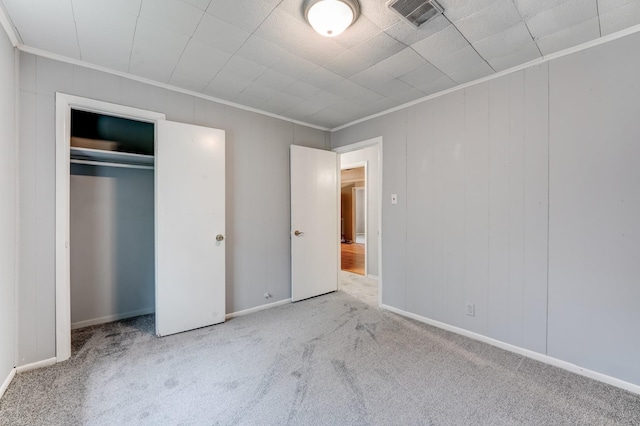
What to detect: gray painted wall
<box><xmin>340</xmin><ymin>145</ymin><xmax>380</xmax><ymax>277</ymax></box>
<box><xmin>0</xmin><ymin>27</ymin><xmax>16</xmax><ymax>387</ymax></box>
<box><xmin>17</xmin><ymin>52</ymin><xmax>329</xmax><ymax>366</ymax></box>
<box><xmin>547</xmin><ymin>33</ymin><xmax>640</xmax><ymax>385</ymax></box>
<box><xmin>336</xmin><ymin>66</ymin><xmax>549</xmax><ymax>353</ymax></box>
<box><xmin>70</xmin><ymin>165</ymin><xmax>155</xmax><ymax>326</ymax></box>
<box><xmin>332</xmin><ymin>32</ymin><xmax>640</xmax><ymax>386</ymax></box>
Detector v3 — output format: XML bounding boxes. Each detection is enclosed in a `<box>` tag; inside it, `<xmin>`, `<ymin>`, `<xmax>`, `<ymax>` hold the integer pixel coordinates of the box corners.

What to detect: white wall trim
<box><xmin>71</xmin><ymin>308</ymin><xmax>155</xmax><ymax>330</ymax></box>
<box><xmin>0</xmin><ymin>367</ymin><xmax>15</xmax><ymax>399</ymax></box>
<box><xmin>55</xmin><ymin>94</ymin><xmax>166</xmax><ymax>362</ymax></box>
<box><xmin>16</xmin><ymin>357</ymin><xmax>56</xmax><ymax>373</ymax></box>
<box><xmin>6</xmin><ymin>21</ymin><xmax>640</xmax><ymax>135</ymax></box>
<box><xmin>382</xmin><ymin>304</ymin><xmax>640</xmax><ymax>396</ymax></box>
<box><xmin>0</xmin><ymin>3</ymin><xmax>18</xmax><ymax>47</ymax></box>
<box><xmin>331</xmin><ymin>23</ymin><xmax>640</xmax><ymax>132</ymax></box>
<box><xmin>13</xmin><ymin>38</ymin><xmax>20</xmax><ymax>380</ymax></box>
<box><xmin>333</xmin><ymin>137</ymin><xmax>382</xmax><ymax>153</ymax></box>
<box><xmin>17</xmin><ymin>45</ymin><xmax>329</xmax><ymax>132</ymax></box>
<box><xmin>366</xmin><ymin>274</ymin><xmax>379</xmax><ymax>280</ymax></box>
<box><xmin>225</xmin><ymin>298</ymin><xmax>291</xmax><ymax>320</ymax></box>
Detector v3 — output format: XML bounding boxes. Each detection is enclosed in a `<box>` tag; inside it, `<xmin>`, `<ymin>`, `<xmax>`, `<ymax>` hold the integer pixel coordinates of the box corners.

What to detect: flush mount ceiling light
<box><xmin>304</xmin><ymin>0</ymin><xmax>360</xmax><ymax>37</ymax></box>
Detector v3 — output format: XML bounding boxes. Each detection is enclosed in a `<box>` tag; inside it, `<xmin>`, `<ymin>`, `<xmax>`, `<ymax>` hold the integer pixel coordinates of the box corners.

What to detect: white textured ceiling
<box><xmin>2</xmin><ymin>0</ymin><xmax>640</xmax><ymax>128</ymax></box>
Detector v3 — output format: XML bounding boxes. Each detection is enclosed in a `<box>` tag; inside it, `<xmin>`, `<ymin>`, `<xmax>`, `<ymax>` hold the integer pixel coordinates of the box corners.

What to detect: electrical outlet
<box><xmin>465</xmin><ymin>302</ymin><xmax>475</xmax><ymax>317</ymax></box>
<box><xmin>264</xmin><ymin>292</ymin><xmax>272</xmax><ymax>299</ymax></box>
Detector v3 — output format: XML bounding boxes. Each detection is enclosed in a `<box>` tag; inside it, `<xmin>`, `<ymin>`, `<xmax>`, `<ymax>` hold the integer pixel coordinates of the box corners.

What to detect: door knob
<box><xmin>294</xmin><ymin>230</ymin><xmax>304</xmax><ymax>237</ymax></box>
<box><xmin>216</xmin><ymin>234</ymin><xmax>224</xmax><ymax>241</ymax></box>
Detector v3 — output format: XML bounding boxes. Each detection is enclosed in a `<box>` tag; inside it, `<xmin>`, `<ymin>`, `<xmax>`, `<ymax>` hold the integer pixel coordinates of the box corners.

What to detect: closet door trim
<box><xmin>55</xmin><ymin>93</ymin><xmax>165</xmax><ymax>362</ymax></box>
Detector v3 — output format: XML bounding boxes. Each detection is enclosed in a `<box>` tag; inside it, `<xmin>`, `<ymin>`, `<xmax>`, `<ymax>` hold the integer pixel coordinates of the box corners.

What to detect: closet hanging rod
<box><xmin>70</xmin><ymin>159</ymin><xmax>154</xmax><ymax>171</ymax></box>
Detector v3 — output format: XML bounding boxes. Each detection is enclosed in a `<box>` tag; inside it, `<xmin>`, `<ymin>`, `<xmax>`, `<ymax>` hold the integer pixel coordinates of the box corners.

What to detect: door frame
<box><xmin>333</xmin><ymin>137</ymin><xmax>383</xmax><ymax>307</ymax></box>
<box><xmin>55</xmin><ymin>93</ymin><xmax>165</xmax><ymax>362</ymax></box>
<box><xmin>340</xmin><ymin>161</ymin><xmax>367</xmax><ymax>276</ymax></box>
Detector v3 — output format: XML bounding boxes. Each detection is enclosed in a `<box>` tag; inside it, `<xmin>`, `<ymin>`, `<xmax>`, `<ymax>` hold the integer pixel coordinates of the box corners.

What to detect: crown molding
<box><xmin>0</xmin><ymin>3</ymin><xmax>19</xmax><ymax>46</ymax></box>
<box><xmin>331</xmin><ymin>23</ymin><xmax>640</xmax><ymax>132</ymax></box>
<box><xmin>17</xmin><ymin>44</ymin><xmax>330</xmax><ymax>132</ymax></box>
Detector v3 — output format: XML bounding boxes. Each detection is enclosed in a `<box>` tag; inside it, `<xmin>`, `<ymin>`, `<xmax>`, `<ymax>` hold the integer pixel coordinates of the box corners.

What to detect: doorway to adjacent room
<box><xmin>335</xmin><ymin>138</ymin><xmax>382</xmax><ymax>307</ymax></box>
<box><xmin>340</xmin><ymin>165</ymin><xmax>366</xmax><ymax>275</ymax></box>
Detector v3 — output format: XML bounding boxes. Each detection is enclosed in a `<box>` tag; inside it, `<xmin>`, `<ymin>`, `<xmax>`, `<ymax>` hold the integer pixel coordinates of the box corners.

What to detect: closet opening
<box><xmin>69</xmin><ymin>109</ymin><xmax>156</xmax><ymax>332</ymax></box>
<box><xmin>57</xmin><ymin>93</ymin><xmax>227</xmax><ymax>362</ymax></box>
<box><xmin>56</xmin><ymin>94</ymin><xmax>167</xmax><ymax>362</ymax></box>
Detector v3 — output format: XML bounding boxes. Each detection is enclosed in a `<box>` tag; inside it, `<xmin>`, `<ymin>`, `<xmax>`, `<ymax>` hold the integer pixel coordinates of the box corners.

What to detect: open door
<box><xmin>156</xmin><ymin>121</ymin><xmax>225</xmax><ymax>336</ymax></box>
<box><xmin>290</xmin><ymin>145</ymin><xmax>339</xmax><ymax>302</ymax></box>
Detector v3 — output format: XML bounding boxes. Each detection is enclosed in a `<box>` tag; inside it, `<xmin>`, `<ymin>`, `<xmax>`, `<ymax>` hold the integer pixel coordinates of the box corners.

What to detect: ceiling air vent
<box><xmin>386</xmin><ymin>0</ymin><xmax>444</xmax><ymax>28</ymax></box>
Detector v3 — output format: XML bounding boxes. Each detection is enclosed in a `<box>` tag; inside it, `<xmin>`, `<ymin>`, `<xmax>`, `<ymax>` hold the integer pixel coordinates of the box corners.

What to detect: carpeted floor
<box><xmin>1</xmin><ymin>291</ymin><xmax>639</xmax><ymax>425</ymax></box>
<box><xmin>339</xmin><ymin>271</ymin><xmax>378</xmax><ymax>306</ymax></box>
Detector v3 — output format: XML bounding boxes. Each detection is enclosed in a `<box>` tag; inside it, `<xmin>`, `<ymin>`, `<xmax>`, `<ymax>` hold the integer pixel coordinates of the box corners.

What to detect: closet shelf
<box><xmin>70</xmin><ymin>147</ymin><xmax>154</xmax><ymax>168</ymax></box>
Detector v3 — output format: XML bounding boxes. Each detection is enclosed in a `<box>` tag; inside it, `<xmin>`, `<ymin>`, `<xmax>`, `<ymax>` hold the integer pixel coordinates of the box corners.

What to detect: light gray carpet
<box><xmin>340</xmin><ymin>271</ymin><xmax>378</xmax><ymax>306</ymax></box>
<box><xmin>1</xmin><ymin>291</ymin><xmax>639</xmax><ymax>425</ymax></box>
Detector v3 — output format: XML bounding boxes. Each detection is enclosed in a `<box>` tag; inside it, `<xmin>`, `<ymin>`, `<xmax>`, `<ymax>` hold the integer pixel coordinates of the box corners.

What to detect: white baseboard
<box><xmin>225</xmin><ymin>298</ymin><xmax>291</xmax><ymax>320</ymax></box>
<box><xmin>366</xmin><ymin>274</ymin><xmax>379</xmax><ymax>280</ymax></box>
<box><xmin>1</xmin><ymin>367</ymin><xmax>16</xmax><ymax>399</ymax></box>
<box><xmin>16</xmin><ymin>357</ymin><xmax>56</xmax><ymax>374</ymax></box>
<box><xmin>381</xmin><ymin>304</ymin><xmax>640</xmax><ymax>396</ymax></box>
<box><xmin>71</xmin><ymin>307</ymin><xmax>155</xmax><ymax>330</ymax></box>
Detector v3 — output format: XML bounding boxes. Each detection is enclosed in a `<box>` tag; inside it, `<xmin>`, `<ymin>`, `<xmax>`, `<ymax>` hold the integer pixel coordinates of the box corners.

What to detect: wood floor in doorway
<box><xmin>341</xmin><ymin>242</ymin><xmax>364</xmax><ymax>275</ymax></box>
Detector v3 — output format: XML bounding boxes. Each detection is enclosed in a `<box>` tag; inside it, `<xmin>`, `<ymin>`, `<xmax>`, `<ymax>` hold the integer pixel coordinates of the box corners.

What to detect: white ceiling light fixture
<box><xmin>304</xmin><ymin>0</ymin><xmax>360</xmax><ymax>37</ymax></box>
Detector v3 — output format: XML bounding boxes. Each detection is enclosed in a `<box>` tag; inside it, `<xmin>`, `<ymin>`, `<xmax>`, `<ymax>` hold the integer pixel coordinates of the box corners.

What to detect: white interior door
<box><xmin>156</xmin><ymin>121</ymin><xmax>225</xmax><ymax>336</ymax></box>
<box><xmin>290</xmin><ymin>145</ymin><xmax>338</xmax><ymax>302</ymax></box>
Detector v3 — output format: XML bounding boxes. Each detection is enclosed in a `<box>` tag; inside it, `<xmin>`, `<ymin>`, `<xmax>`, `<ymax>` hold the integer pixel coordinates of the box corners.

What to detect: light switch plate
<box><xmin>391</xmin><ymin>194</ymin><xmax>398</xmax><ymax>204</ymax></box>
